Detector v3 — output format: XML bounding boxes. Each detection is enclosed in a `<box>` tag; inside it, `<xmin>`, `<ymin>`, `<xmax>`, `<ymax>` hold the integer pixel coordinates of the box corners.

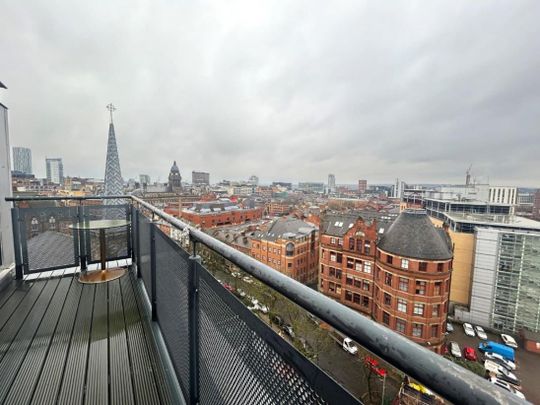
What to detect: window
<box><xmin>331</xmin><ymin>237</ymin><xmax>337</xmax><ymax>245</ymax></box>
<box><xmin>336</xmin><ymin>253</ymin><xmax>343</xmax><ymax>263</ymax></box>
<box><xmin>362</xmin><ymin>281</ymin><xmax>370</xmax><ymax>291</ymax></box>
<box><xmin>416</xmin><ymin>281</ymin><xmax>426</xmax><ymax>295</ymax></box>
<box><xmin>345</xmin><ymin>290</ymin><xmax>352</xmax><ymax>301</ymax></box>
<box><xmin>384</xmin><ymin>293</ymin><xmax>392</xmax><ymax>306</ymax></box>
<box><xmin>354</xmin><ymin>278</ymin><xmax>362</xmax><ymax>288</ymax></box>
<box><xmin>384</xmin><ymin>273</ymin><xmax>393</xmax><ymax>286</ymax></box>
<box><xmin>434</xmin><ymin>282</ymin><xmax>441</xmax><ymax>295</ymax></box>
<box><xmin>329</xmin><ymin>282</ymin><xmax>335</xmax><ymax>293</ymax></box>
<box><xmin>432</xmin><ymin>304</ymin><xmax>440</xmax><ymax>317</ymax></box>
<box><xmin>320</xmin><ymin>279</ymin><xmax>324</xmax><ymax>288</ymax></box>
<box><xmin>364</xmin><ymin>242</ymin><xmax>371</xmax><ymax>255</ymax></box>
<box><xmin>335</xmin><ymin>269</ymin><xmax>342</xmax><ymax>279</ymax></box>
<box><xmin>362</xmin><ymin>296</ymin><xmax>369</xmax><ymax>307</ymax></box>
<box><xmin>336</xmin><ymin>284</ymin><xmax>342</xmax><ymax>294</ymax></box>
<box><xmin>330</xmin><ymin>253</ymin><xmax>336</xmax><ymax>262</ymax></box>
<box><xmin>31</xmin><ymin>217</ymin><xmax>39</xmax><ymax>232</ymax></box>
<box><xmin>338</xmin><ymin>238</ymin><xmax>343</xmax><ymax>246</ymax></box>
<box><xmin>346</xmin><ymin>276</ymin><xmax>353</xmax><ymax>285</ymax></box>
<box><xmin>347</xmin><ymin>257</ymin><xmax>354</xmax><ymax>269</ymax></box>
<box><xmin>413</xmin><ymin>303</ymin><xmax>424</xmax><ymax>316</ymax></box>
<box><xmin>364</xmin><ymin>262</ymin><xmax>372</xmax><ymax>274</ymax></box>
<box><xmin>355</xmin><ymin>261</ymin><xmax>363</xmax><ymax>271</ymax></box>
<box><xmin>437</xmin><ymin>263</ymin><xmax>444</xmax><ymax>272</ymax></box>
<box><xmin>356</xmin><ymin>240</ymin><xmax>363</xmax><ymax>253</ymax></box>
<box><xmin>431</xmin><ymin>324</ymin><xmax>439</xmax><ymax>337</ymax></box>
<box><xmin>353</xmin><ymin>293</ymin><xmax>361</xmax><ymax>304</ymax></box>
<box><xmin>412</xmin><ymin>324</ymin><xmax>423</xmax><ymax>338</ymax></box>
<box><xmin>48</xmin><ymin>216</ymin><xmax>56</xmax><ymax>230</ymax></box>
<box><xmin>386</xmin><ymin>255</ymin><xmax>393</xmax><ymax>265</ymax></box>
<box><xmin>396</xmin><ymin>319</ymin><xmax>406</xmax><ymax>334</ymax></box>
<box><xmin>399</xmin><ymin>278</ymin><xmax>409</xmax><ymax>292</ymax></box>
<box><xmin>419</xmin><ymin>262</ymin><xmax>428</xmax><ymax>272</ymax></box>
<box><xmin>397</xmin><ymin>298</ymin><xmax>407</xmax><ymax>313</ymax></box>
<box><xmin>329</xmin><ymin>268</ymin><xmax>335</xmax><ymax>277</ymax></box>
<box><xmin>349</xmin><ymin>238</ymin><xmax>355</xmax><ymax>250</ymax></box>
<box><xmin>382</xmin><ymin>311</ymin><xmax>390</xmax><ymax>325</ymax></box>
<box><xmin>401</xmin><ymin>259</ymin><xmax>409</xmax><ymax>269</ymax></box>
<box><xmin>288</xmin><ymin>262</ymin><xmax>292</xmax><ymax>268</ymax></box>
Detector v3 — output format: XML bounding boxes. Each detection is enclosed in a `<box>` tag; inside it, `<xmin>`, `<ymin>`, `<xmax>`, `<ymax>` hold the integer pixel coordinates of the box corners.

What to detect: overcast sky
<box><xmin>1</xmin><ymin>1</ymin><xmax>539</xmax><ymax>186</ymax></box>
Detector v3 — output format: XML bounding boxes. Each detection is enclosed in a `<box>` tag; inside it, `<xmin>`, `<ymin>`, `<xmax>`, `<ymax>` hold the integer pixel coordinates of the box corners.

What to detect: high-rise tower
<box><xmin>103</xmin><ymin>103</ymin><xmax>124</xmax><ymax>204</ymax></box>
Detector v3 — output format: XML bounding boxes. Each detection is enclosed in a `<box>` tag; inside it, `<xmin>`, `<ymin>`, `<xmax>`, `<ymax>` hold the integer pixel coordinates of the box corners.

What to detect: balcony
<box><xmin>2</xmin><ymin>196</ymin><xmax>522</xmax><ymax>404</ymax></box>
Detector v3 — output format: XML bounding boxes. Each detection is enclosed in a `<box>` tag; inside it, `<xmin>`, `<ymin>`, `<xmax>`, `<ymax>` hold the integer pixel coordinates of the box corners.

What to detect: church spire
<box><xmin>103</xmin><ymin>103</ymin><xmax>123</xmax><ymax>205</ymax></box>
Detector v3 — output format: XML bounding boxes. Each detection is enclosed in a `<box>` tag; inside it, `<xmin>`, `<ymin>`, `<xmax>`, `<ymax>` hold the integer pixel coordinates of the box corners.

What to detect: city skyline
<box><xmin>1</xmin><ymin>1</ymin><xmax>540</xmax><ymax>187</ymax></box>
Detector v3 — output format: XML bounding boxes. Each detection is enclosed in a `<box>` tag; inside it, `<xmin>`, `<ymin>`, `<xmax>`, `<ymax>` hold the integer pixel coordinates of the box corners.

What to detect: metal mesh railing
<box><xmin>18</xmin><ymin>206</ymin><xmax>79</xmax><ymax>273</ymax></box>
<box><xmin>154</xmin><ymin>229</ymin><xmax>191</xmax><ymax>402</ymax></box>
<box><xmin>84</xmin><ymin>204</ymin><xmax>131</xmax><ymax>263</ymax></box>
<box><xmin>138</xmin><ymin>211</ymin><xmax>152</xmax><ymax>294</ymax></box>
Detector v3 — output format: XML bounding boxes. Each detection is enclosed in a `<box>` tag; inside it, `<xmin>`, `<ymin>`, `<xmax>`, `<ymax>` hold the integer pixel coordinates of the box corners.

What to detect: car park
<box><xmin>474</xmin><ymin>325</ymin><xmax>488</xmax><ymax>340</ymax></box>
<box><xmin>501</xmin><ymin>334</ymin><xmax>518</xmax><ymax>349</ymax></box>
<box><xmin>484</xmin><ymin>352</ymin><xmax>516</xmax><ymax>371</ymax></box>
<box><xmin>449</xmin><ymin>341</ymin><xmax>461</xmax><ymax>358</ymax></box>
<box><xmin>489</xmin><ymin>377</ymin><xmax>526</xmax><ymax>400</ymax></box>
<box><xmin>463</xmin><ymin>346</ymin><xmax>477</xmax><ymax>361</ymax></box>
<box><xmin>463</xmin><ymin>323</ymin><xmax>475</xmax><ymax>337</ymax></box>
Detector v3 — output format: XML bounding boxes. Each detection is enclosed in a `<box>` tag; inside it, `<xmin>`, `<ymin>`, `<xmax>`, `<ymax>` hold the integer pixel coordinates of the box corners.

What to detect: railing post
<box><xmin>150</xmin><ymin>222</ymin><xmax>157</xmax><ymax>321</ymax></box>
<box><xmin>136</xmin><ymin>211</ymin><xmax>141</xmax><ymax>278</ymax></box>
<box><xmin>130</xmin><ymin>204</ymin><xmax>136</xmax><ymax>265</ymax></box>
<box><xmin>11</xmin><ymin>207</ymin><xmax>23</xmax><ymax>280</ymax></box>
<box><xmin>188</xmin><ymin>239</ymin><xmax>200</xmax><ymax>405</ymax></box>
<box><xmin>77</xmin><ymin>204</ymin><xmax>87</xmax><ymax>271</ymax></box>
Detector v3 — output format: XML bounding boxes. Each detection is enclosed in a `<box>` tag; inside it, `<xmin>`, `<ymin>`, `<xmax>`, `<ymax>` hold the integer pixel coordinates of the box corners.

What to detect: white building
<box><xmin>12</xmin><ymin>146</ymin><xmax>32</xmax><ymax>174</ymax></box>
<box><xmin>0</xmin><ymin>82</ymin><xmax>14</xmax><ymax>267</ymax></box>
<box><xmin>328</xmin><ymin>174</ymin><xmax>336</xmax><ymax>193</ymax></box>
<box><xmin>46</xmin><ymin>158</ymin><xmax>64</xmax><ymax>184</ymax></box>
<box><xmin>392</xmin><ymin>178</ymin><xmax>406</xmax><ymax>199</ymax></box>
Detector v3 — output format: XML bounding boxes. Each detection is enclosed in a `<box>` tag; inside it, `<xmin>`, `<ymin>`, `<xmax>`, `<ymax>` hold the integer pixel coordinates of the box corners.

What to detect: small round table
<box><xmin>70</xmin><ymin>219</ymin><xmax>130</xmax><ymax>284</ymax></box>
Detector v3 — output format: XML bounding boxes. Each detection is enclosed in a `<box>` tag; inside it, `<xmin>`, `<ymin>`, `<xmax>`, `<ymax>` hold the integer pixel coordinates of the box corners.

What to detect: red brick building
<box><xmin>250</xmin><ymin>217</ymin><xmax>319</xmax><ymax>285</ymax></box>
<box><xmin>179</xmin><ymin>201</ymin><xmax>263</xmax><ymax>229</ymax></box>
<box><xmin>319</xmin><ymin>210</ymin><xmax>453</xmax><ymax>354</ymax></box>
<box><xmin>319</xmin><ymin>213</ymin><xmax>379</xmax><ymax>316</ymax></box>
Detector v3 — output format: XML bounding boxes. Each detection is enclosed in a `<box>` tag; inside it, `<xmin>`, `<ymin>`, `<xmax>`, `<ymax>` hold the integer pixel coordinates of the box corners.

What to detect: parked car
<box><xmin>342</xmin><ymin>337</ymin><xmax>358</xmax><ymax>355</ymax></box>
<box><xmin>474</xmin><ymin>325</ymin><xmax>488</xmax><ymax>340</ymax></box>
<box><xmin>283</xmin><ymin>324</ymin><xmax>295</xmax><ymax>338</ymax></box>
<box><xmin>222</xmin><ymin>282</ymin><xmax>234</xmax><ymax>292</ymax></box>
<box><xmin>446</xmin><ymin>322</ymin><xmax>454</xmax><ymax>333</ymax></box>
<box><xmin>231</xmin><ymin>272</ymin><xmax>242</xmax><ymax>278</ymax></box>
<box><xmin>463</xmin><ymin>346</ymin><xmax>477</xmax><ymax>361</ymax></box>
<box><xmin>449</xmin><ymin>341</ymin><xmax>461</xmax><ymax>358</ymax></box>
<box><xmin>484</xmin><ymin>352</ymin><xmax>516</xmax><ymax>371</ymax></box>
<box><xmin>271</xmin><ymin>314</ymin><xmax>284</xmax><ymax>327</ymax></box>
<box><xmin>485</xmin><ymin>360</ymin><xmax>521</xmax><ymax>387</ymax></box>
<box><xmin>489</xmin><ymin>377</ymin><xmax>526</xmax><ymax>400</ymax></box>
<box><xmin>463</xmin><ymin>323</ymin><xmax>475</xmax><ymax>337</ymax></box>
<box><xmin>242</xmin><ymin>276</ymin><xmax>254</xmax><ymax>284</ymax></box>
<box><xmin>478</xmin><ymin>341</ymin><xmax>515</xmax><ymax>362</ymax></box>
<box><xmin>501</xmin><ymin>334</ymin><xmax>518</xmax><ymax>349</ymax></box>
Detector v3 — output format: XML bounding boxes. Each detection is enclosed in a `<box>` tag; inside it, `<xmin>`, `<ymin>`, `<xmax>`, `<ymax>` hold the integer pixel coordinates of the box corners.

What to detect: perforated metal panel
<box><xmin>84</xmin><ymin>204</ymin><xmax>131</xmax><ymax>264</ymax></box>
<box><xmin>154</xmin><ymin>229</ymin><xmax>191</xmax><ymax>402</ymax></box>
<box><xmin>198</xmin><ymin>265</ymin><xmax>330</xmax><ymax>405</ymax></box>
<box><xmin>138</xmin><ymin>212</ymin><xmax>152</xmax><ymax>294</ymax></box>
<box><xmin>18</xmin><ymin>206</ymin><xmax>79</xmax><ymax>272</ymax></box>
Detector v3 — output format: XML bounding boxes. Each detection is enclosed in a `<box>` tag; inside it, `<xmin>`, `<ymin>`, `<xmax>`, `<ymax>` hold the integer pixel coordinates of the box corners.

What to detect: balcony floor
<box><xmin>0</xmin><ymin>266</ymin><xmax>175</xmax><ymax>405</ymax></box>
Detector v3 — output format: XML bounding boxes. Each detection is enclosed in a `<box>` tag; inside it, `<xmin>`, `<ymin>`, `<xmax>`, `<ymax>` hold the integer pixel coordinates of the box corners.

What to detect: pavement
<box><xmin>445</xmin><ymin>321</ymin><xmax>540</xmax><ymax>404</ymax></box>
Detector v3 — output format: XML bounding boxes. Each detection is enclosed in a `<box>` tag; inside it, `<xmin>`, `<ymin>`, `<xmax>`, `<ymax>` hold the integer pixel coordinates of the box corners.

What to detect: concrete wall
<box><xmin>0</xmin><ymin>104</ymin><xmax>14</xmax><ymax>267</ymax></box>
<box><xmin>431</xmin><ymin>218</ymin><xmax>475</xmax><ymax>306</ymax></box>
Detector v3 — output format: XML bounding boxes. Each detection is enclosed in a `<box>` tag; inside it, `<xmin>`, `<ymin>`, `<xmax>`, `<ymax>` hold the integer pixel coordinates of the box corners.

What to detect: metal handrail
<box><xmin>5</xmin><ymin>195</ymin><xmax>524</xmax><ymax>404</ymax></box>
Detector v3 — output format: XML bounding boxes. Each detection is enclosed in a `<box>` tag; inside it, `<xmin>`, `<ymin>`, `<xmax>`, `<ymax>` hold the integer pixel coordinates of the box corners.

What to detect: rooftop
<box><xmin>253</xmin><ymin>217</ymin><xmax>316</xmax><ymax>241</ymax></box>
<box><xmin>444</xmin><ymin>212</ymin><xmax>540</xmax><ymax>231</ymax></box>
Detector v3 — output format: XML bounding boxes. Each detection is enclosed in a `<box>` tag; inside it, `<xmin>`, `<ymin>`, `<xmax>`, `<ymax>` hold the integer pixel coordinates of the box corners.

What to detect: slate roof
<box><xmin>378</xmin><ymin>210</ymin><xmax>453</xmax><ymax>260</ymax></box>
<box><xmin>321</xmin><ymin>213</ymin><xmax>360</xmax><ymax>236</ymax></box>
<box><xmin>253</xmin><ymin>217</ymin><xmax>316</xmax><ymax>241</ymax></box>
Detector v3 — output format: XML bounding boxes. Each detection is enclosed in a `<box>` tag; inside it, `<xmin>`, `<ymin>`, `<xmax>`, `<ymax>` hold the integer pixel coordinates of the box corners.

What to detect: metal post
<box><xmin>136</xmin><ymin>210</ymin><xmax>141</xmax><ymax>278</ymax></box>
<box><xmin>188</xmin><ymin>239</ymin><xmax>200</xmax><ymax>405</ymax></box>
<box><xmin>381</xmin><ymin>374</ymin><xmax>386</xmax><ymax>405</ymax></box>
<box><xmin>77</xmin><ymin>204</ymin><xmax>87</xmax><ymax>271</ymax></box>
<box><xmin>150</xmin><ymin>222</ymin><xmax>157</xmax><ymax>321</ymax></box>
<box><xmin>11</xmin><ymin>207</ymin><xmax>23</xmax><ymax>280</ymax></box>
<box><xmin>130</xmin><ymin>204</ymin><xmax>136</xmax><ymax>264</ymax></box>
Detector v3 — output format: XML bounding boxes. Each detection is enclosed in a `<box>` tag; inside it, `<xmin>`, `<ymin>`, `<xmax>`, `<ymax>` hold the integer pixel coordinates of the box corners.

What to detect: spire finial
<box><xmin>106</xmin><ymin>103</ymin><xmax>117</xmax><ymax>124</ymax></box>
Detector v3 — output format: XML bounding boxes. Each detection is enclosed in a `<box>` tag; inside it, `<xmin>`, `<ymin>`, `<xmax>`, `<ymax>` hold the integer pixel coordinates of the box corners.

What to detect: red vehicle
<box><xmin>222</xmin><ymin>282</ymin><xmax>234</xmax><ymax>292</ymax></box>
<box><xmin>463</xmin><ymin>346</ymin><xmax>477</xmax><ymax>361</ymax></box>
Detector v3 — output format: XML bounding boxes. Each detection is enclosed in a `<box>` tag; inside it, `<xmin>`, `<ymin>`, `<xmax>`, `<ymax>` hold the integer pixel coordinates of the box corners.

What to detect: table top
<box><xmin>69</xmin><ymin>219</ymin><xmax>131</xmax><ymax>230</ymax></box>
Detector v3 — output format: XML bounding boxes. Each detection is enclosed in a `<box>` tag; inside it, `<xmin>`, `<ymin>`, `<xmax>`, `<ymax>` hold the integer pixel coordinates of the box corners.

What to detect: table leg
<box><xmin>99</xmin><ymin>229</ymin><xmax>106</xmax><ymax>270</ymax></box>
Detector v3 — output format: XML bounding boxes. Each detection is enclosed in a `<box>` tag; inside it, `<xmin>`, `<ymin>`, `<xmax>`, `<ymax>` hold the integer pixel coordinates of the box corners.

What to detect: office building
<box><xmin>139</xmin><ymin>174</ymin><xmax>151</xmax><ymax>186</ymax></box>
<box><xmin>392</xmin><ymin>179</ymin><xmax>406</xmax><ymax>199</ymax></box>
<box><xmin>248</xmin><ymin>175</ymin><xmax>259</xmax><ymax>186</ymax></box>
<box><xmin>192</xmin><ymin>171</ymin><xmax>210</xmax><ymax>185</ymax></box>
<box><xmin>358</xmin><ymin>179</ymin><xmax>367</xmax><ymax>194</ymax></box>
<box><xmin>534</xmin><ymin>190</ymin><xmax>540</xmax><ymax>220</ymax></box>
<box><xmin>45</xmin><ymin>158</ymin><xmax>64</xmax><ymax>185</ymax></box>
<box><xmin>180</xmin><ymin>201</ymin><xmax>263</xmax><ymax>229</ymax></box>
<box><xmin>0</xmin><ymin>81</ymin><xmax>13</xmax><ymax>267</ymax></box>
<box><xmin>466</xmin><ymin>227</ymin><xmax>540</xmax><ymax>333</ymax></box>
<box><xmin>328</xmin><ymin>174</ymin><xmax>336</xmax><ymax>193</ymax></box>
<box><xmin>251</xmin><ymin>217</ymin><xmax>319</xmax><ymax>285</ymax></box>
<box><xmin>12</xmin><ymin>147</ymin><xmax>32</xmax><ymax>174</ymax></box>
<box><xmin>298</xmin><ymin>182</ymin><xmax>325</xmax><ymax>193</ymax></box>
<box><xmin>373</xmin><ymin>210</ymin><xmax>453</xmax><ymax>353</ymax></box>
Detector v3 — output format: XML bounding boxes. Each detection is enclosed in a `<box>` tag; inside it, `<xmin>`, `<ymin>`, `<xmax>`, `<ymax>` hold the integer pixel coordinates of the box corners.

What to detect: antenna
<box><xmin>106</xmin><ymin>103</ymin><xmax>116</xmax><ymax>124</ymax></box>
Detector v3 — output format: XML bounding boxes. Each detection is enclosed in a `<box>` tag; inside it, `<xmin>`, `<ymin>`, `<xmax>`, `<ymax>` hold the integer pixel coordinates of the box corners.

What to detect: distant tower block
<box><xmin>103</xmin><ymin>103</ymin><xmax>124</xmax><ymax>210</ymax></box>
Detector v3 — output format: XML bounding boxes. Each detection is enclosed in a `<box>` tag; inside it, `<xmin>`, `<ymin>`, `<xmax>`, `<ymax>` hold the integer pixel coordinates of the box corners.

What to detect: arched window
<box><xmin>49</xmin><ymin>216</ymin><xmax>56</xmax><ymax>230</ymax></box>
<box><xmin>286</xmin><ymin>242</ymin><xmax>294</xmax><ymax>257</ymax></box>
<box><xmin>31</xmin><ymin>217</ymin><xmax>39</xmax><ymax>232</ymax></box>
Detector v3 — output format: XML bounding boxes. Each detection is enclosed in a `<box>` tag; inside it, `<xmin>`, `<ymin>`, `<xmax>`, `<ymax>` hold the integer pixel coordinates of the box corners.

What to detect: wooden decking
<box><xmin>0</xmin><ymin>267</ymin><xmax>176</xmax><ymax>405</ymax></box>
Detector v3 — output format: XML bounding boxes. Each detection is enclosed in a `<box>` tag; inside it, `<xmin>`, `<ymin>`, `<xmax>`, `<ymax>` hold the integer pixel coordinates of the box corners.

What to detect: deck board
<box><xmin>0</xmin><ymin>267</ymin><xmax>176</xmax><ymax>405</ymax></box>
